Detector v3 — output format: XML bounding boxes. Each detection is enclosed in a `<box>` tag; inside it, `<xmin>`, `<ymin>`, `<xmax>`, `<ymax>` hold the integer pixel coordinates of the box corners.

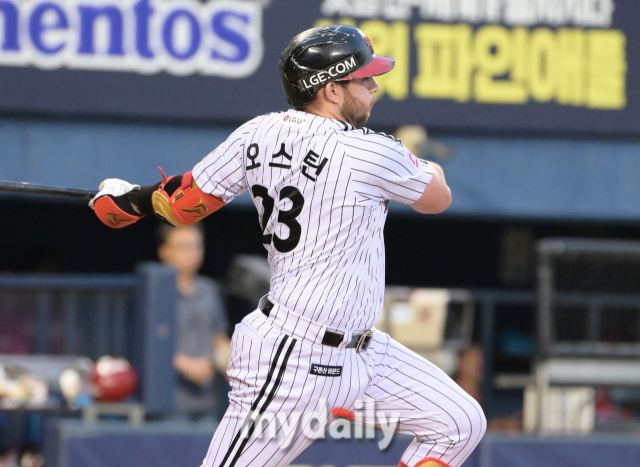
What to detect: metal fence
<box><xmin>0</xmin><ymin>272</ymin><xmax>542</xmax><ymax>415</ymax></box>
<box><xmin>0</xmin><ymin>274</ymin><xmax>136</xmax><ymax>360</ymax></box>
<box><xmin>0</xmin><ymin>264</ymin><xmax>178</xmax><ymax>414</ymax></box>
<box><xmin>537</xmin><ymin>238</ymin><xmax>640</xmax><ymax>358</ymax></box>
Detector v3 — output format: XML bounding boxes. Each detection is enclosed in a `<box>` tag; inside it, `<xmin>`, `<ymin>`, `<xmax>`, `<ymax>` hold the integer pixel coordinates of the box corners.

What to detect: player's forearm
<box><xmin>121</xmin><ymin>181</ymin><xmax>161</xmax><ymax>216</ymax></box>
<box><xmin>128</xmin><ymin>173</ymin><xmax>187</xmax><ymax>216</ymax></box>
<box><xmin>90</xmin><ymin>170</ymin><xmax>225</xmax><ymax>228</ymax></box>
<box><xmin>411</xmin><ymin>160</ymin><xmax>452</xmax><ymax>214</ymax></box>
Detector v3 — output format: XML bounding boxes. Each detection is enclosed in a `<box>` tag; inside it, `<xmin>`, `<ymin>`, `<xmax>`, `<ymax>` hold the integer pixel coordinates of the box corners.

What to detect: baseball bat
<box><xmin>0</xmin><ymin>180</ymin><xmax>98</xmax><ymax>199</ymax></box>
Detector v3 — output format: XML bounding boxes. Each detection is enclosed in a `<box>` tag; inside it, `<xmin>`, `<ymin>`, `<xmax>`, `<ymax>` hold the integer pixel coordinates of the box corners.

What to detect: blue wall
<box><xmin>0</xmin><ymin>118</ymin><xmax>233</xmax><ymax>190</ymax></box>
<box><xmin>1</xmin><ymin>117</ymin><xmax>639</xmax><ymax>221</ymax></box>
<box><xmin>436</xmin><ymin>135</ymin><xmax>640</xmax><ymax>221</ymax></box>
<box><xmin>44</xmin><ymin>420</ymin><xmax>640</xmax><ymax>467</ymax></box>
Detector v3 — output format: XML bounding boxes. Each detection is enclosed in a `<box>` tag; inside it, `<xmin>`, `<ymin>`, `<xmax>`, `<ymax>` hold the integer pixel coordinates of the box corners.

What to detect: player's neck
<box><xmin>301</xmin><ymin>102</ymin><xmax>348</xmax><ymax>125</ymax></box>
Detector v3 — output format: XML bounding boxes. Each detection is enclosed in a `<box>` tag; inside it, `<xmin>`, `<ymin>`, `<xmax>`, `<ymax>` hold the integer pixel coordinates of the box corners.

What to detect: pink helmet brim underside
<box><xmin>344</xmin><ymin>54</ymin><xmax>395</xmax><ymax>79</ymax></box>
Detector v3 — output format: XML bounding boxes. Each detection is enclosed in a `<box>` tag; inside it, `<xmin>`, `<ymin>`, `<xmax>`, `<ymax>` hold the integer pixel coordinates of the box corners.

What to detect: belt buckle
<box><xmin>356</xmin><ymin>329</ymin><xmax>373</xmax><ymax>353</ymax></box>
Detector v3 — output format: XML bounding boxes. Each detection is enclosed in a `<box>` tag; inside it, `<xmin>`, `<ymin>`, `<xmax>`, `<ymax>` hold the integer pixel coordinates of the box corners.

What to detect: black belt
<box><xmin>259</xmin><ymin>297</ymin><xmax>373</xmax><ymax>352</ymax></box>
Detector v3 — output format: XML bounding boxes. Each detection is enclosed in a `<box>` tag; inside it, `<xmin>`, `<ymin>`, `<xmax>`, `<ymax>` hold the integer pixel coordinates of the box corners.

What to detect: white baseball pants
<box><xmin>200</xmin><ymin>306</ymin><xmax>486</xmax><ymax>467</ymax></box>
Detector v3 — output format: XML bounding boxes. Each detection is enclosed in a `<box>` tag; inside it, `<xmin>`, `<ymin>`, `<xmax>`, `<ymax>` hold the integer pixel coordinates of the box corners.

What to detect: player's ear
<box><xmin>323</xmin><ymin>82</ymin><xmax>343</xmax><ymax>106</ymax></box>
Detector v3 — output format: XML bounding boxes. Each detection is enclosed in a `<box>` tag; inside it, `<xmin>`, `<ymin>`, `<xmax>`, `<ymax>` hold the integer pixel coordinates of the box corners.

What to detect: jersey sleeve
<box><xmin>344</xmin><ymin>133</ymin><xmax>435</xmax><ymax>205</ymax></box>
<box><xmin>192</xmin><ymin>126</ymin><xmax>250</xmax><ymax>203</ymax></box>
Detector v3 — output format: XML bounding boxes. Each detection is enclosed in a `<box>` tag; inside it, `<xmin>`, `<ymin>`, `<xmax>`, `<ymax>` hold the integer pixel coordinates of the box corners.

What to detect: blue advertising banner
<box><xmin>0</xmin><ymin>0</ymin><xmax>637</xmax><ymax>135</ymax></box>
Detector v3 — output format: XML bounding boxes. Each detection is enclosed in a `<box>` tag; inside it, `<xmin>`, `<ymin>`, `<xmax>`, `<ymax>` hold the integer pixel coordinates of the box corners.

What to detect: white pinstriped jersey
<box><xmin>192</xmin><ymin>109</ymin><xmax>434</xmax><ymax>333</ymax></box>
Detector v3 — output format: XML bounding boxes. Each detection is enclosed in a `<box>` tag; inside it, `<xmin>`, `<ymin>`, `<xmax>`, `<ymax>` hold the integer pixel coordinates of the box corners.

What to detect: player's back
<box><xmin>193</xmin><ymin>109</ymin><xmax>433</xmax><ymax>332</ymax></box>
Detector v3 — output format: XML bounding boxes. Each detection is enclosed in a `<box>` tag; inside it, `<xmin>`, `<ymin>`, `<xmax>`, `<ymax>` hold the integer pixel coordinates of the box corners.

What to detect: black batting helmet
<box><xmin>279</xmin><ymin>25</ymin><xmax>395</xmax><ymax>108</ymax></box>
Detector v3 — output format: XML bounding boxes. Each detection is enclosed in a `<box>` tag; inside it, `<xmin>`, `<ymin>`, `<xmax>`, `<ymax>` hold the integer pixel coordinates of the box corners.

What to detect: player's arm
<box><xmin>91</xmin><ymin>120</ymin><xmax>251</xmax><ymax>229</ymax></box>
<box><xmin>410</xmin><ymin>160</ymin><xmax>452</xmax><ymax>214</ymax></box>
<box><xmin>347</xmin><ymin>134</ymin><xmax>451</xmax><ymax>213</ymax></box>
<box><xmin>89</xmin><ymin>170</ymin><xmax>225</xmax><ymax>229</ymax></box>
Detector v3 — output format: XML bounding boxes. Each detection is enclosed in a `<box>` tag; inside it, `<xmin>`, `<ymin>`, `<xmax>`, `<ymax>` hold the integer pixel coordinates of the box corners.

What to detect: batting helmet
<box><xmin>279</xmin><ymin>25</ymin><xmax>396</xmax><ymax>108</ymax></box>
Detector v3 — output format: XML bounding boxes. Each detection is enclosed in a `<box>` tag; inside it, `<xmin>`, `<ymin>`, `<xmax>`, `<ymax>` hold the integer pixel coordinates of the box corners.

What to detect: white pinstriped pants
<box><xmin>200</xmin><ymin>306</ymin><xmax>486</xmax><ymax>467</ymax></box>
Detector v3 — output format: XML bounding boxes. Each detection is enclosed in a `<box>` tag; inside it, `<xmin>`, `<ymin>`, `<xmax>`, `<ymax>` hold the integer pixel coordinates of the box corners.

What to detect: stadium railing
<box><xmin>532</xmin><ymin>238</ymin><xmax>640</xmax><ymax>433</ymax></box>
<box><xmin>0</xmin><ymin>262</ymin><xmax>177</xmax><ymax>414</ymax></box>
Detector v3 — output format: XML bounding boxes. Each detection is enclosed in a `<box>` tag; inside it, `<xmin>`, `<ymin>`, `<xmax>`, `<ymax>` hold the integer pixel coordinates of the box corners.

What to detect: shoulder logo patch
<box><xmin>281</xmin><ymin>110</ymin><xmax>309</xmax><ymax>129</ymax></box>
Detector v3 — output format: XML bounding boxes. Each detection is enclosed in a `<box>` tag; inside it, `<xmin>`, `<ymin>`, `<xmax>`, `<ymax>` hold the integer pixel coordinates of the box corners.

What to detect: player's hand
<box><xmin>89</xmin><ymin>178</ymin><xmax>140</xmax><ymax>210</ymax></box>
<box><xmin>90</xmin><ymin>178</ymin><xmax>145</xmax><ymax>229</ymax></box>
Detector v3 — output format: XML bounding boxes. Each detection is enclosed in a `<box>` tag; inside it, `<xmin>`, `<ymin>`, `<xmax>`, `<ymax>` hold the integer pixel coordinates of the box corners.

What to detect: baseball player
<box><xmin>90</xmin><ymin>25</ymin><xmax>485</xmax><ymax>467</ymax></box>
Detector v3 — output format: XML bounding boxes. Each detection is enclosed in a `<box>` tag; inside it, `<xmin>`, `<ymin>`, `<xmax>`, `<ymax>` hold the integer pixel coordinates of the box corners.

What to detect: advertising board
<box><xmin>0</xmin><ymin>0</ymin><xmax>637</xmax><ymax>135</ymax></box>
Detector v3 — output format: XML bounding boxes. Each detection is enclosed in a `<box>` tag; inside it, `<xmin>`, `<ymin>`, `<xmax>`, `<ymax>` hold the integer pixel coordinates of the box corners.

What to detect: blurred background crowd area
<box><xmin>1</xmin><ymin>1</ymin><xmax>640</xmax><ymax>466</ymax></box>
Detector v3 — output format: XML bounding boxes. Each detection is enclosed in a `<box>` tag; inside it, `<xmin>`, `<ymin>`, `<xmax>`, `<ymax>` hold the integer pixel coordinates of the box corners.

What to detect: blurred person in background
<box><xmin>454</xmin><ymin>343</ymin><xmax>483</xmax><ymax>404</ymax></box>
<box><xmin>157</xmin><ymin>224</ymin><xmax>231</xmax><ymax>421</ymax></box>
